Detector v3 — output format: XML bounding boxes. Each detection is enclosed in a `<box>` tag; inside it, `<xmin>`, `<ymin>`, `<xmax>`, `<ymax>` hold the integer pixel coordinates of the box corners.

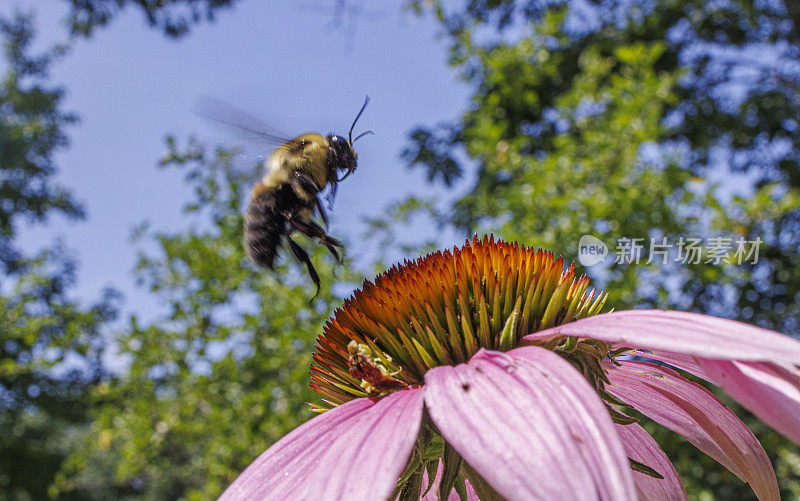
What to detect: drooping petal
<box><xmin>698</xmin><ymin>359</ymin><xmax>800</xmax><ymax>445</ymax></box>
<box><xmin>527</xmin><ymin>310</ymin><xmax>800</xmax><ymax>364</ymax></box>
<box><xmin>220</xmin><ymin>387</ymin><xmax>424</xmax><ymax>501</ymax></box>
<box><xmin>614</xmin><ymin>423</ymin><xmax>687</xmax><ymax>501</ymax></box>
<box><xmin>628</xmin><ymin>349</ymin><xmax>800</xmax><ymax>445</ymax></box>
<box><xmin>420</xmin><ymin>461</ymin><xmax>479</xmax><ymax>501</ymax></box>
<box><xmin>625</xmin><ymin>348</ymin><xmax>710</xmax><ymax>381</ymax></box>
<box><xmin>423</xmin><ymin>347</ymin><xmax>636</xmax><ymax>501</ymax></box>
<box><xmin>605</xmin><ymin>360</ymin><xmax>779</xmax><ymax>501</ymax></box>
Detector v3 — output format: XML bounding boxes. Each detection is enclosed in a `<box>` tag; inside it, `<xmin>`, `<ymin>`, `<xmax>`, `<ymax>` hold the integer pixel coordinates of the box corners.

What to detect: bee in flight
<box><xmin>196</xmin><ymin>96</ymin><xmax>372</xmax><ymax>298</ymax></box>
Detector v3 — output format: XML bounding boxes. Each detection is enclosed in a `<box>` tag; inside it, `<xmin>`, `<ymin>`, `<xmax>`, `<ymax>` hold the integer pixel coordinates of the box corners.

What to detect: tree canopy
<box><xmin>0</xmin><ymin>12</ymin><xmax>117</xmax><ymax>499</ymax></box>
<box><xmin>0</xmin><ymin>12</ymin><xmax>82</xmax><ymax>272</ymax></box>
<box><xmin>63</xmin><ymin>0</ymin><xmax>239</xmax><ymax>38</ymax></box>
<box><xmin>403</xmin><ymin>0</ymin><xmax>800</xmax><ymax>334</ymax></box>
<box><xmin>397</xmin><ymin>0</ymin><xmax>800</xmax><ymax>496</ymax></box>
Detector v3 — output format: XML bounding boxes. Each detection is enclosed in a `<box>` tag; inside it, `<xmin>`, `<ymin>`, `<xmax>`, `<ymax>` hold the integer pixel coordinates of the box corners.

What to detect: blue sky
<box><xmin>6</xmin><ymin>0</ymin><xmax>470</xmax><ymax>321</ymax></box>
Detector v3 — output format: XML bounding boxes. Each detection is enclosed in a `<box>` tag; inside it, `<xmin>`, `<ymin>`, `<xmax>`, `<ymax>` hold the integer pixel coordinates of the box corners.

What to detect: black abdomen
<box><xmin>244</xmin><ymin>185</ymin><xmax>298</xmax><ymax>269</ymax></box>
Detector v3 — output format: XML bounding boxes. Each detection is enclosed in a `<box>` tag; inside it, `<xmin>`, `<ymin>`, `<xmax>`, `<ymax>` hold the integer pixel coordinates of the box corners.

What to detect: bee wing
<box><xmin>193</xmin><ymin>95</ymin><xmax>293</xmax><ymax>145</ymax></box>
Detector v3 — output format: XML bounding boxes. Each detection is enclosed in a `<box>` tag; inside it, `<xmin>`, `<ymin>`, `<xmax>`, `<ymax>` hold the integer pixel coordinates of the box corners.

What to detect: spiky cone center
<box><xmin>310</xmin><ymin>235</ymin><xmax>613</xmax><ymax>411</ymax></box>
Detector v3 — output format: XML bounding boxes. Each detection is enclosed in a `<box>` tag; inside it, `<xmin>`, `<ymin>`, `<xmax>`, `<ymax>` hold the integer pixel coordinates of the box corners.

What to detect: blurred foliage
<box><xmin>59</xmin><ymin>0</ymin><xmax>360</xmax><ymax>39</ymax></box>
<box><xmin>0</xmin><ymin>248</ymin><xmax>118</xmax><ymax>500</ymax></box>
<box><xmin>62</xmin><ymin>0</ymin><xmax>239</xmax><ymax>38</ymax></box>
<box><xmin>395</xmin><ymin>0</ymin><xmax>800</xmax><ymax>498</ymax></box>
<box><xmin>402</xmin><ymin>0</ymin><xmax>800</xmax><ymax>329</ymax></box>
<box><xmin>54</xmin><ymin>138</ymin><xmax>361</xmax><ymax>499</ymax></box>
<box><xmin>0</xmin><ymin>12</ymin><xmax>118</xmax><ymax>501</ymax></box>
<box><xmin>0</xmin><ymin>12</ymin><xmax>82</xmax><ymax>273</ymax></box>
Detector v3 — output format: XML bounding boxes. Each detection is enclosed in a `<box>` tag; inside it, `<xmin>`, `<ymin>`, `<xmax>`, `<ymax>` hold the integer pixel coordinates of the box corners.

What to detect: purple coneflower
<box><xmin>221</xmin><ymin>236</ymin><xmax>800</xmax><ymax>500</ymax></box>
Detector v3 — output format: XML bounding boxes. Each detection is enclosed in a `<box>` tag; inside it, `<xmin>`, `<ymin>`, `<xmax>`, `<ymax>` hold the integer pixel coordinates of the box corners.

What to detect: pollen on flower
<box><xmin>309</xmin><ymin>235</ymin><xmax>609</xmax><ymax>408</ymax></box>
<box><xmin>346</xmin><ymin>340</ymin><xmax>406</xmax><ymax>396</ymax></box>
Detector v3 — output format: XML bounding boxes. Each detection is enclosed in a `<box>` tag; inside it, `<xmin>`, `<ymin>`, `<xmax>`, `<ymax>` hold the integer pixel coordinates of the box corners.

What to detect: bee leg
<box><xmin>287</xmin><ymin>237</ymin><xmax>321</xmax><ymax>300</ymax></box>
<box><xmin>322</xmin><ymin>240</ymin><xmax>341</xmax><ymax>264</ymax></box>
<box><xmin>314</xmin><ymin>195</ymin><xmax>330</xmax><ymax>229</ymax></box>
<box><xmin>290</xmin><ymin>172</ymin><xmax>330</xmax><ymax>228</ymax></box>
<box><xmin>292</xmin><ymin>171</ymin><xmax>322</xmax><ymax>196</ymax></box>
<box><xmin>326</xmin><ymin>182</ymin><xmax>338</xmax><ymax>210</ymax></box>
<box><xmin>289</xmin><ymin>219</ymin><xmax>343</xmax><ymax>264</ymax></box>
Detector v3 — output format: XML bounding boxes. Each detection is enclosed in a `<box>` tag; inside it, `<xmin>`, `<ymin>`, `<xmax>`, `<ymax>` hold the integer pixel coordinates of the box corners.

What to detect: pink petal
<box><xmin>605</xmin><ymin>360</ymin><xmax>779</xmax><ymax>501</ymax></box>
<box><xmin>423</xmin><ymin>347</ymin><xmax>636</xmax><ymax>500</ymax></box>
<box><xmin>626</xmin><ymin>348</ymin><xmax>710</xmax><ymax>381</ymax></box>
<box><xmin>220</xmin><ymin>387</ymin><xmax>424</xmax><ymax>501</ymax></box>
<box><xmin>629</xmin><ymin>350</ymin><xmax>800</xmax><ymax>445</ymax></box>
<box><xmin>614</xmin><ymin>423</ymin><xmax>687</xmax><ymax>501</ymax></box>
<box><xmin>526</xmin><ymin>310</ymin><xmax>800</xmax><ymax>364</ymax></box>
<box><xmin>461</xmin><ymin>480</ymin><xmax>478</xmax><ymax>501</ymax></box>
<box><xmin>219</xmin><ymin>397</ymin><xmax>370</xmax><ymax>500</ymax></box>
<box><xmin>419</xmin><ymin>460</ymin><xmax>441</xmax><ymax>500</ymax></box>
<box><xmin>420</xmin><ymin>461</ymin><xmax>479</xmax><ymax>501</ymax></box>
<box><xmin>698</xmin><ymin>359</ymin><xmax>800</xmax><ymax>445</ymax></box>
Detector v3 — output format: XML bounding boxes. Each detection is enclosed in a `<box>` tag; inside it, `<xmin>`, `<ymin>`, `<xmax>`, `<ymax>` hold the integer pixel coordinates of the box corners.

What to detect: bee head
<box><xmin>329</xmin><ymin>96</ymin><xmax>373</xmax><ymax>184</ymax></box>
<box><xmin>327</xmin><ymin>134</ymin><xmax>358</xmax><ymax>182</ymax></box>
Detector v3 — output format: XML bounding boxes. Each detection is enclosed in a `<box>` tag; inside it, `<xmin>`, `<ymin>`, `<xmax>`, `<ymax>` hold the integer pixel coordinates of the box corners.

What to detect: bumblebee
<box><xmin>196</xmin><ymin>96</ymin><xmax>372</xmax><ymax>298</ymax></box>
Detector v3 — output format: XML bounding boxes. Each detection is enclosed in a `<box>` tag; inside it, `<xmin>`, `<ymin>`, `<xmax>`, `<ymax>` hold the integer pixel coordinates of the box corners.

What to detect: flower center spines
<box><xmin>310</xmin><ymin>235</ymin><xmax>608</xmax><ymax>407</ymax></box>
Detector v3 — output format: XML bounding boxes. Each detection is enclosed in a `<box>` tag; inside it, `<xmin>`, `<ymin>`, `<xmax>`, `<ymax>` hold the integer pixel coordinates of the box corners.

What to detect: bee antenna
<box><xmin>348</xmin><ymin>95</ymin><xmax>370</xmax><ymax>145</ymax></box>
<box><xmin>352</xmin><ymin>130</ymin><xmax>374</xmax><ymax>143</ymax></box>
